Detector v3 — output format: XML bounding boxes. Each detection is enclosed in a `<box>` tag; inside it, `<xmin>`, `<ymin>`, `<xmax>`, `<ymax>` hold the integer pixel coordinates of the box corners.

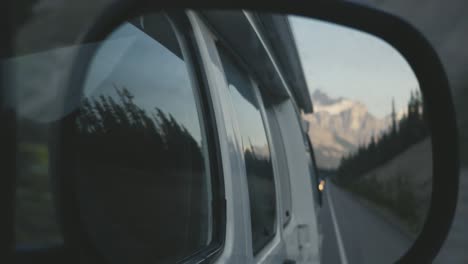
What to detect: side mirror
<box><xmin>6</xmin><ymin>1</ymin><xmax>458</xmax><ymax>264</ymax></box>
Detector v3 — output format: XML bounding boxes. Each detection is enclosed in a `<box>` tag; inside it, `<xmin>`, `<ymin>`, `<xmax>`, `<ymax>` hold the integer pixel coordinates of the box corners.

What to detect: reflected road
<box><xmin>320</xmin><ymin>182</ymin><xmax>413</xmax><ymax>264</ymax></box>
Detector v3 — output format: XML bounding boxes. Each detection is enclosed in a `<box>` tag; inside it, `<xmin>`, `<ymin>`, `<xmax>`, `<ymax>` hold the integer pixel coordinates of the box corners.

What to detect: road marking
<box><xmin>326</xmin><ymin>186</ymin><xmax>349</xmax><ymax>264</ymax></box>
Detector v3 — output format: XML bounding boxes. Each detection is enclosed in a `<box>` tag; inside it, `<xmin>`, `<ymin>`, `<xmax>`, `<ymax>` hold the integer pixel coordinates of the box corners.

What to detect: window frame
<box><xmin>212</xmin><ymin>37</ymin><xmax>283</xmax><ymax>259</ymax></box>
<box><xmin>21</xmin><ymin>10</ymin><xmax>227</xmax><ymax>264</ymax></box>
<box><xmin>165</xmin><ymin>11</ymin><xmax>227</xmax><ymax>264</ymax></box>
<box><xmin>249</xmin><ymin>79</ymin><xmax>284</xmax><ymax>259</ymax></box>
<box><xmin>263</xmin><ymin>104</ymin><xmax>293</xmax><ymax>228</ymax></box>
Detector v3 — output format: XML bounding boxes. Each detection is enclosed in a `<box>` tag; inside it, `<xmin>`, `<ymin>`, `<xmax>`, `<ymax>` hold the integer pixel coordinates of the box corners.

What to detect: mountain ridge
<box><xmin>304</xmin><ymin>89</ymin><xmax>399</xmax><ymax>168</ymax></box>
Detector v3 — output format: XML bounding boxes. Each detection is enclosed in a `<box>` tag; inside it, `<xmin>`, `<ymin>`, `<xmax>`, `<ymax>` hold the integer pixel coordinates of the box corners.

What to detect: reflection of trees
<box><xmin>75</xmin><ymin>86</ymin><xmax>207</xmax><ymax>263</ymax></box>
<box><xmin>335</xmin><ymin>90</ymin><xmax>430</xmax><ymax>235</ymax></box>
<box><xmin>76</xmin><ymin>85</ymin><xmax>203</xmax><ymax>172</ymax></box>
<box><xmin>243</xmin><ymin>141</ymin><xmax>276</xmax><ymax>252</ymax></box>
<box><xmin>336</xmin><ymin>90</ymin><xmax>428</xmax><ymax>183</ymax></box>
<box><xmin>244</xmin><ymin>143</ymin><xmax>272</xmax><ymax>179</ymax></box>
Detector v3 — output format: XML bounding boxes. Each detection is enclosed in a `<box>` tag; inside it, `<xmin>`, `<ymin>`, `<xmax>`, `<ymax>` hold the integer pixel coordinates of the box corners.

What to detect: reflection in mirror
<box><xmin>291</xmin><ymin>15</ymin><xmax>432</xmax><ymax>264</ymax></box>
<box><xmin>8</xmin><ymin>7</ymin><xmax>434</xmax><ymax>264</ymax></box>
<box><xmin>74</xmin><ymin>13</ymin><xmax>214</xmax><ymax>264</ymax></box>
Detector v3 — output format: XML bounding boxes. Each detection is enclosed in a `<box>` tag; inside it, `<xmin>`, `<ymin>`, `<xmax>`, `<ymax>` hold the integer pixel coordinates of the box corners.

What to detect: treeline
<box><xmin>244</xmin><ymin>144</ymin><xmax>272</xmax><ymax>178</ymax></box>
<box><xmin>75</xmin><ymin>86</ymin><xmax>204</xmax><ymax>172</ymax></box>
<box><xmin>317</xmin><ymin>167</ymin><xmax>336</xmax><ymax>180</ymax></box>
<box><xmin>336</xmin><ymin>90</ymin><xmax>429</xmax><ymax>183</ymax></box>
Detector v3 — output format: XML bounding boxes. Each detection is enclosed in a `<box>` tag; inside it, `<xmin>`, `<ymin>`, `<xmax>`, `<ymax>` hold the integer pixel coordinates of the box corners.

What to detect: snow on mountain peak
<box><xmin>312</xmin><ymin>89</ymin><xmax>367</xmax><ymax>116</ymax></box>
<box><xmin>313</xmin><ymin>99</ymin><xmax>365</xmax><ymax>115</ymax></box>
<box><xmin>311</xmin><ymin>89</ymin><xmax>343</xmax><ymax>105</ymax></box>
<box><xmin>305</xmin><ymin>90</ymin><xmax>392</xmax><ymax>168</ymax></box>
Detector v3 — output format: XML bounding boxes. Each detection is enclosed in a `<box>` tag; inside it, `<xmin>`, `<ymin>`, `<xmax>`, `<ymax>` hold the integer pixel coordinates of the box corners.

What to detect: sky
<box><xmin>83</xmin><ymin>22</ymin><xmax>203</xmax><ymax>143</ymax></box>
<box><xmin>289</xmin><ymin>15</ymin><xmax>420</xmax><ymax>118</ymax></box>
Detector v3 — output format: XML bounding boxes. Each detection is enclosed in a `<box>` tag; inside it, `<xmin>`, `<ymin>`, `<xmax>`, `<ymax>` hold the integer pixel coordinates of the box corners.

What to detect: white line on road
<box><xmin>326</xmin><ymin>186</ymin><xmax>349</xmax><ymax>264</ymax></box>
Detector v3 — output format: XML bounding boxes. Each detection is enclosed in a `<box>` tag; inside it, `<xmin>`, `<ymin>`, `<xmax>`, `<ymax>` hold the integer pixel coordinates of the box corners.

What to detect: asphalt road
<box><xmin>320</xmin><ymin>182</ymin><xmax>412</xmax><ymax>264</ymax></box>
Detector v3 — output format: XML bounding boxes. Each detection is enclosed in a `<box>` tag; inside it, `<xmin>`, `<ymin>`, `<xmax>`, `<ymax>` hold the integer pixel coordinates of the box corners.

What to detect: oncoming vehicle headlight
<box><xmin>318</xmin><ymin>180</ymin><xmax>325</xmax><ymax>192</ymax></box>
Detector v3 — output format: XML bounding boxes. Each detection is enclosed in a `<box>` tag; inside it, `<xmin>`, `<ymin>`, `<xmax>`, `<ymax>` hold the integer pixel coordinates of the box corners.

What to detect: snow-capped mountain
<box><xmin>303</xmin><ymin>90</ymin><xmax>399</xmax><ymax>168</ymax></box>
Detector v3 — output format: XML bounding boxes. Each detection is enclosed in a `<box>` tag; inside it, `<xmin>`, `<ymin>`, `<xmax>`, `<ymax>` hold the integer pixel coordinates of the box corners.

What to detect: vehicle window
<box><xmin>216</xmin><ymin>45</ymin><xmax>277</xmax><ymax>254</ymax></box>
<box><xmin>74</xmin><ymin>13</ymin><xmax>215</xmax><ymax>264</ymax></box>
<box><xmin>267</xmin><ymin>111</ymin><xmax>293</xmax><ymax>226</ymax></box>
<box><xmin>15</xmin><ymin>12</ymin><xmax>217</xmax><ymax>264</ymax></box>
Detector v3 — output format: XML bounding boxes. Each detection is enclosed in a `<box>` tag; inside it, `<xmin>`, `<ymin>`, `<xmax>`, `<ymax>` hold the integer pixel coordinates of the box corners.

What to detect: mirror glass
<box><xmin>10</xmin><ymin>8</ymin><xmax>433</xmax><ymax>264</ymax></box>
<box><xmin>291</xmin><ymin>15</ymin><xmax>432</xmax><ymax>263</ymax></box>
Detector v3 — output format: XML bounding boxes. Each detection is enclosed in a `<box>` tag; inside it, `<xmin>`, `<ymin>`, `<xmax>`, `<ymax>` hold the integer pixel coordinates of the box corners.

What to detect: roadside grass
<box><xmin>334</xmin><ymin>176</ymin><xmax>425</xmax><ymax>237</ymax></box>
